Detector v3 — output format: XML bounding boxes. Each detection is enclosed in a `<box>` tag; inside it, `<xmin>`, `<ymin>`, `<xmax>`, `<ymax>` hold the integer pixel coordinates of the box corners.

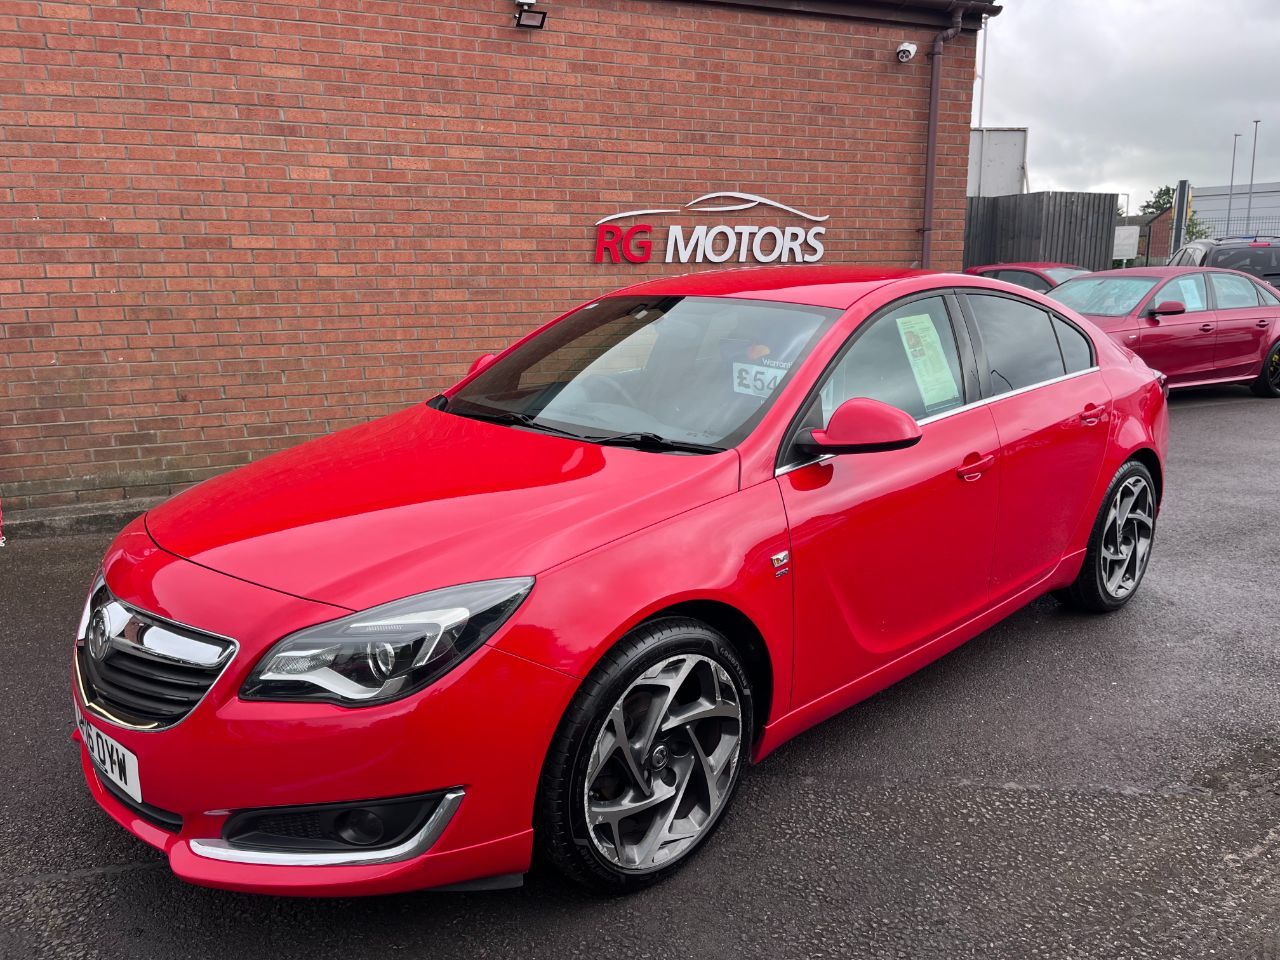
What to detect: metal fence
<box><xmin>1191</xmin><ymin>215</ymin><xmax>1280</xmax><ymax>240</ymax></box>
<box><xmin>964</xmin><ymin>192</ymin><xmax>1118</xmax><ymax>271</ymax></box>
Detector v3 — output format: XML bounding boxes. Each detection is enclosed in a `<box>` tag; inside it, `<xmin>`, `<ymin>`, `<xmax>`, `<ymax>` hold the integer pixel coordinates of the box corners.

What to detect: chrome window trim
<box><xmin>773</xmin><ymin>366</ymin><xmax>1100</xmax><ymax>476</ymax></box>
<box><xmin>188</xmin><ymin>789</ymin><xmax>465</xmax><ymax>867</ymax></box>
<box><xmin>75</xmin><ymin>580</ymin><xmax>240</xmax><ymax>734</ymax></box>
<box><xmin>775</xmin><ymin>453</ymin><xmax>835</xmax><ymax>477</ymax></box>
<box><xmin>916</xmin><ymin>365</ymin><xmax>1100</xmax><ymax>426</ymax></box>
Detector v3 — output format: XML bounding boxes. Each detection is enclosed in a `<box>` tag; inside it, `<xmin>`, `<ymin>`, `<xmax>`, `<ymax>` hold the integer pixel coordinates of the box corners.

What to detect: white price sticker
<box><xmin>732</xmin><ymin>362</ymin><xmax>784</xmax><ymax>399</ymax></box>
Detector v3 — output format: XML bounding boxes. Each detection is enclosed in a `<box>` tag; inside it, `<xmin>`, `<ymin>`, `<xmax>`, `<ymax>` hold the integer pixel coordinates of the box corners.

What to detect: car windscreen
<box><xmin>1205</xmin><ymin>245</ymin><xmax>1280</xmax><ymax>281</ymax></box>
<box><xmin>447</xmin><ymin>296</ymin><xmax>839</xmax><ymax>449</ymax></box>
<box><xmin>1050</xmin><ymin>276</ymin><xmax>1159</xmax><ymax>316</ymax></box>
<box><xmin>1043</xmin><ymin>267</ymin><xmax>1089</xmax><ymax>284</ymax></box>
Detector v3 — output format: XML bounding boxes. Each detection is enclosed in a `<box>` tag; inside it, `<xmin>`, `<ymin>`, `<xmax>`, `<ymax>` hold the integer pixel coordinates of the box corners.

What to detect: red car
<box><xmin>1050</xmin><ymin>266</ymin><xmax>1280</xmax><ymax>396</ymax></box>
<box><xmin>72</xmin><ymin>266</ymin><xmax>1168</xmax><ymax>896</ymax></box>
<box><xmin>965</xmin><ymin>261</ymin><xmax>1089</xmax><ymax>293</ymax></box>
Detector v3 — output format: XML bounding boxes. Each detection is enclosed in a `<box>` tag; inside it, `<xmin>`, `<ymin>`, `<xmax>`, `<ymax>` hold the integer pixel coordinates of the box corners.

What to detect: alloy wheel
<box><xmin>583</xmin><ymin>653</ymin><xmax>743</xmax><ymax>873</ymax></box>
<box><xmin>1269</xmin><ymin>346</ymin><xmax>1280</xmax><ymax>390</ymax></box>
<box><xmin>1100</xmin><ymin>475</ymin><xmax>1155</xmax><ymax>600</ymax></box>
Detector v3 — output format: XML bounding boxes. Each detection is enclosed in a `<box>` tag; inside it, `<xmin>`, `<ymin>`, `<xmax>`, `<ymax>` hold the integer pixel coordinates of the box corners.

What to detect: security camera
<box><xmin>896</xmin><ymin>42</ymin><xmax>917</xmax><ymax>63</ymax></box>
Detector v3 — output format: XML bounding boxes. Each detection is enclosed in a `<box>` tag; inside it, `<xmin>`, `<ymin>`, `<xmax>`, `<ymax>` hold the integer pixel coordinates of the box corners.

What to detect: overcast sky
<box><xmin>976</xmin><ymin>0</ymin><xmax>1280</xmax><ymax>214</ymax></box>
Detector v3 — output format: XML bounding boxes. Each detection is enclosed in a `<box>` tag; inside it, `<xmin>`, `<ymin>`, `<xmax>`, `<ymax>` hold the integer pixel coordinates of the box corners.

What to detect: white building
<box><xmin>1192</xmin><ymin>181</ymin><xmax>1280</xmax><ymax>235</ymax></box>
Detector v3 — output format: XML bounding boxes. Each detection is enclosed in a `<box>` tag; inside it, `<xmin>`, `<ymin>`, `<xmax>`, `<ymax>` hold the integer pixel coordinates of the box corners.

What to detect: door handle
<box><xmin>956</xmin><ymin>453</ymin><xmax>996</xmax><ymax>482</ymax></box>
<box><xmin>1199</xmin><ymin>323</ymin><xmax>1215</xmax><ymax>333</ymax></box>
<box><xmin>1079</xmin><ymin>402</ymin><xmax>1105</xmax><ymax>426</ymax></box>
<box><xmin>1258</xmin><ymin>320</ymin><xmax>1271</xmax><ymax>328</ymax></box>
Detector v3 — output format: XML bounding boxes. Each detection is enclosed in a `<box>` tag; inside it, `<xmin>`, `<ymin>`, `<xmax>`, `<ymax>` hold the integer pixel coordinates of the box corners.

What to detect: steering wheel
<box><xmin>585</xmin><ymin>375</ymin><xmax>640</xmax><ymax>409</ymax></box>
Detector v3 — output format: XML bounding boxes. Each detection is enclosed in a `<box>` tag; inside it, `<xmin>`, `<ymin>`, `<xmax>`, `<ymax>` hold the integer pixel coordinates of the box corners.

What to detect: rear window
<box><xmin>1050</xmin><ymin>276</ymin><xmax>1159</xmax><ymax>316</ymax></box>
<box><xmin>1209</xmin><ymin>273</ymin><xmax>1261</xmax><ymax>309</ymax></box>
<box><xmin>966</xmin><ymin>294</ymin><xmax>1065</xmax><ymax>395</ymax></box>
<box><xmin>1205</xmin><ymin>245</ymin><xmax>1280</xmax><ymax>281</ymax></box>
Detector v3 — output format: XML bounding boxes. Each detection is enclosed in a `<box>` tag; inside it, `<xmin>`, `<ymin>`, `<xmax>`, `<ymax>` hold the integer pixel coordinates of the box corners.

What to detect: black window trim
<box><xmin>956</xmin><ymin>289</ymin><xmax>1099</xmax><ymax>404</ymax></box>
<box><xmin>773</xmin><ymin>288</ymin><xmax>979</xmax><ymax>473</ymax></box>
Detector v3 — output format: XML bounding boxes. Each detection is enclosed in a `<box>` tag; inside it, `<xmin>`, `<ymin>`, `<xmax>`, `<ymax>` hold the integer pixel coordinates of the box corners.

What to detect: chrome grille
<box><xmin>76</xmin><ymin>583</ymin><xmax>236</xmax><ymax>730</ymax></box>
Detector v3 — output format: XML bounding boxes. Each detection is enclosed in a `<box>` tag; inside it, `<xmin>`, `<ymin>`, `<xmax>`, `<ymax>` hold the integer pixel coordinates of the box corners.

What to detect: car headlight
<box><xmin>241</xmin><ymin>578</ymin><xmax>534</xmax><ymax>706</ymax></box>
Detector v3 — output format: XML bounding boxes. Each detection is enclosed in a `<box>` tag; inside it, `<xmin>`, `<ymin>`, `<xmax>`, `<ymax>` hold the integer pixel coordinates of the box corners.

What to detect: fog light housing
<box><xmin>221</xmin><ymin>792</ymin><xmax>449</xmax><ymax>853</ymax></box>
<box><xmin>335</xmin><ymin>808</ymin><xmax>385</xmax><ymax>847</ymax></box>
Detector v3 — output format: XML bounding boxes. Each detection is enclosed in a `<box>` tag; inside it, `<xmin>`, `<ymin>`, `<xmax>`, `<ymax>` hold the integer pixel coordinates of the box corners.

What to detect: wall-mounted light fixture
<box><xmin>514</xmin><ymin>0</ymin><xmax>547</xmax><ymax>29</ymax></box>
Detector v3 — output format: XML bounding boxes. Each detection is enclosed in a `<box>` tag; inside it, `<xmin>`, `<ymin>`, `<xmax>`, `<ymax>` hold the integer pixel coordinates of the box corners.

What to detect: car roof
<box><xmin>969</xmin><ymin>261</ymin><xmax>1082</xmax><ymax>271</ymax></box>
<box><xmin>611</xmin><ymin>265</ymin><xmax>933</xmax><ymax>309</ymax></box>
<box><xmin>1081</xmin><ymin>266</ymin><xmax>1211</xmax><ymax>278</ymax></box>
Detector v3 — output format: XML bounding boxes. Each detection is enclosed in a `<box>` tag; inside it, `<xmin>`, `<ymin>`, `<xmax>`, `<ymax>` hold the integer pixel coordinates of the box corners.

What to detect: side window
<box><xmin>966</xmin><ymin>293</ymin><xmax>1066</xmax><ymax>396</ymax></box>
<box><xmin>1154</xmin><ymin>273</ymin><xmax>1208</xmax><ymax>312</ymax></box>
<box><xmin>1210</xmin><ymin>272</ymin><xmax>1261</xmax><ymax>309</ymax></box>
<box><xmin>815</xmin><ymin>296</ymin><xmax>965</xmax><ymax>423</ymax></box>
<box><xmin>1052</xmin><ymin>316</ymin><xmax>1094</xmax><ymax>373</ymax></box>
<box><xmin>1170</xmin><ymin>249</ymin><xmax>1189</xmax><ymax>267</ymax></box>
<box><xmin>997</xmin><ymin>270</ymin><xmax>1051</xmax><ymax>293</ymax></box>
<box><xmin>1257</xmin><ymin>282</ymin><xmax>1280</xmax><ymax>306</ymax></box>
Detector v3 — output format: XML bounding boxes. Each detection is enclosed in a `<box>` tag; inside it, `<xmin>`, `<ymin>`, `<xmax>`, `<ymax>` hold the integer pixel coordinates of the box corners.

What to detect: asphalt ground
<box><xmin>2</xmin><ymin>384</ymin><xmax>1279</xmax><ymax>960</ymax></box>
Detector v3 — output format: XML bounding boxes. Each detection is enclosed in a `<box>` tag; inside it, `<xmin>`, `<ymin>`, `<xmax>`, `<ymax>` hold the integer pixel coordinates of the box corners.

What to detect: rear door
<box><xmin>778</xmin><ymin>292</ymin><xmax>1001</xmax><ymax>707</ymax></box>
<box><xmin>959</xmin><ymin>292</ymin><xmax>1112</xmax><ymax>604</ymax></box>
<box><xmin>1209</xmin><ymin>272</ymin><xmax>1274</xmax><ymax>379</ymax></box>
<box><xmin>1137</xmin><ymin>273</ymin><xmax>1217</xmax><ymax>384</ymax></box>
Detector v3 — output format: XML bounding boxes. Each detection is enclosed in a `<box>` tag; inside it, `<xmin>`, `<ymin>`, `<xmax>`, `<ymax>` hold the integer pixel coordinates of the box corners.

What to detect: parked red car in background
<box><xmin>71</xmin><ymin>266</ymin><xmax>1168</xmax><ymax>897</ymax></box>
<box><xmin>965</xmin><ymin>261</ymin><xmax>1089</xmax><ymax>293</ymax></box>
<box><xmin>1050</xmin><ymin>266</ymin><xmax>1280</xmax><ymax>396</ymax></box>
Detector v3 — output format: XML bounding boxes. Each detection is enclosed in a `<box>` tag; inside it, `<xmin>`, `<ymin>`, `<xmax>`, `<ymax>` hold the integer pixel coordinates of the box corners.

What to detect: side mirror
<box><xmin>1149</xmin><ymin>300</ymin><xmax>1186</xmax><ymax>318</ymax></box>
<box><xmin>467</xmin><ymin>353</ymin><xmax>497</xmax><ymax>376</ymax></box>
<box><xmin>796</xmin><ymin>397</ymin><xmax>923</xmax><ymax>456</ymax></box>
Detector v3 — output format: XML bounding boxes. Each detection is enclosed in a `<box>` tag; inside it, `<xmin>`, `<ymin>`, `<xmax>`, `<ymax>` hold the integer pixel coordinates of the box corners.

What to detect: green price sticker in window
<box><xmin>894</xmin><ymin>314</ymin><xmax>961</xmax><ymax>413</ymax></box>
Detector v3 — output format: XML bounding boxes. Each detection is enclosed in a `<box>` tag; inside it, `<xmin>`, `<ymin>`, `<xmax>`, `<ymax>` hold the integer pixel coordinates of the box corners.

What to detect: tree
<box><xmin>1140</xmin><ymin>185</ymin><xmax>1176</xmax><ymax>215</ymax></box>
<box><xmin>1186</xmin><ymin>210</ymin><xmax>1211</xmax><ymax>241</ymax></box>
<box><xmin>1141</xmin><ymin>184</ymin><xmax>1211</xmax><ymax>241</ymax></box>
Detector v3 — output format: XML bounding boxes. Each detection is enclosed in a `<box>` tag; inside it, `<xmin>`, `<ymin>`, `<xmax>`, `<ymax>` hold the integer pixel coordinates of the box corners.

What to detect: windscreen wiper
<box><xmin>587</xmin><ymin>432</ymin><xmax>723</xmax><ymax>454</ymax></box>
<box><xmin>454</xmin><ymin>409</ymin><xmax>585</xmax><ymax>440</ymax></box>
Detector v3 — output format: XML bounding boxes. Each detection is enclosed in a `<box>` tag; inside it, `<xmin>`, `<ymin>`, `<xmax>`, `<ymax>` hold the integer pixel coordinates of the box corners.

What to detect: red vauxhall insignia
<box><xmin>72</xmin><ymin>266</ymin><xmax>1168</xmax><ymax>896</ymax></box>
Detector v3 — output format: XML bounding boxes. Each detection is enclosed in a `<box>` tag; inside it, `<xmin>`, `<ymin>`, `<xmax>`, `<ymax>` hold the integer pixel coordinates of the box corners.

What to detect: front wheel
<box><xmin>1056</xmin><ymin>460</ymin><xmax>1157</xmax><ymax>613</ymax></box>
<box><xmin>536</xmin><ymin>618</ymin><xmax>753</xmax><ymax>892</ymax></box>
<box><xmin>1248</xmin><ymin>339</ymin><xmax>1280</xmax><ymax>398</ymax></box>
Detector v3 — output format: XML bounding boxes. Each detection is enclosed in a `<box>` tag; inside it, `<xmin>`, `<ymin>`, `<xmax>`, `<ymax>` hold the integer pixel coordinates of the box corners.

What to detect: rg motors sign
<box><xmin>593</xmin><ymin>191</ymin><xmax>828</xmax><ymax>265</ymax></box>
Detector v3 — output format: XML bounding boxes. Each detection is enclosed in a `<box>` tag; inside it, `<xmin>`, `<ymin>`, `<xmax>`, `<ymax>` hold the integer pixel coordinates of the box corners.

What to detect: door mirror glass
<box><xmin>798</xmin><ymin>397</ymin><xmax>922</xmax><ymax>456</ymax></box>
<box><xmin>1149</xmin><ymin>300</ymin><xmax>1186</xmax><ymax>317</ymax></box>
<box><xmin>468</xmin><ymin>353</ymin><xmax>497</xmax><ymax>376</ymax></box>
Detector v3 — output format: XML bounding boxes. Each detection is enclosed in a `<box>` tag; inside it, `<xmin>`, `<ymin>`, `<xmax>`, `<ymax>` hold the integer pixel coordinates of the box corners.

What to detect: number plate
<box><xmin>76</xmin><ymin>707</ymin><xmax>142</xmax><ymax>804</ymax></box>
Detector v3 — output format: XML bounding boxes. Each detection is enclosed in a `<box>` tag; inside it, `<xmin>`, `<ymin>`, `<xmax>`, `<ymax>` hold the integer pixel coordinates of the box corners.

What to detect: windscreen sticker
<box><xmin>1170</xmin><ymin>278</ymin><xmax>1204</xmax><ymax>311</ymax></box>
<box><xmin>733</xmin><ymin>361</ymin><xmax>785</xmax><ymax>399</ymax></box>
<box><xmin>894</xmin><ymin>314</ymin><xmax>961</xmax><ymax>412</ymax></box>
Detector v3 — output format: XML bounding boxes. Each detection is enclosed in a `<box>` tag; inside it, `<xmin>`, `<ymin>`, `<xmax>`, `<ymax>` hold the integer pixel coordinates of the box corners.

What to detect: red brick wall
<box><xmin>0</xmin><ymin>0</ymin><xmax>976</xmax><ymax>514</ymax></box>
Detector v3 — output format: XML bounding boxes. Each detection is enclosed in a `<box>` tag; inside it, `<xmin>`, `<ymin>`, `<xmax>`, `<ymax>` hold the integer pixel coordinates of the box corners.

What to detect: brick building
<box><xmin>1</xmin><ymin>0</ymin><xmax>994</xmax><ymax>518</ymax></box>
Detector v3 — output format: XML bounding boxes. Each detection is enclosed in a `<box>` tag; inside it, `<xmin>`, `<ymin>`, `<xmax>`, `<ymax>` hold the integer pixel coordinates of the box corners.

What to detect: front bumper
<box><xmin>72</xmin><ymin>519</ymin><xmax>578</xmax><ymax>896</ymax></box>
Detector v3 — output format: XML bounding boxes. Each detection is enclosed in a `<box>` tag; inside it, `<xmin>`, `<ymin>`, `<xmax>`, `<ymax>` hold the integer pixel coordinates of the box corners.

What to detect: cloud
<box><xmin>977</xmin><ymin>0</ymin><xmax>1280</xmax><ymax>212</ymax></box>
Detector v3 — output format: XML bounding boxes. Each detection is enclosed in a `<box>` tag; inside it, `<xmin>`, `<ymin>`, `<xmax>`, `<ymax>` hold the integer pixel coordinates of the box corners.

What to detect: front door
<box><xmin>1137</xmin><ymin>273</ymin><xmax>1217</xmax><ymax>384</ymax></box>
<box><xmin>778</xmin><ymin>294</ymin><xmax>1000</xmax><ymax>708</ymax></box>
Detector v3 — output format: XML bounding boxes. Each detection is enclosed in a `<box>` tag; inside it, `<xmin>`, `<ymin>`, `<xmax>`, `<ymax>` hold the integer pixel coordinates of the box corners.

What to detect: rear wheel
<box><xmin>1249</xmin><ymin>339</ymin><xmax>1280</xmax><ymax>398</ymax></box>
<box><xmin>1056</xmin><ymin>460</ymin><xmax>1157</xmax><ymax>613</ymax></box>
<box><xmin>537</xmin><ymin>618</ymin><xmax>753</xmax><ymax>892</ymax></box>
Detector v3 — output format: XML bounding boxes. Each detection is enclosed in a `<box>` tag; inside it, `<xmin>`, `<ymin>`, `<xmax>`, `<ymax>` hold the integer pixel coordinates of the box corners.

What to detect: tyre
<box><xmin>1248</xmin><ymin>339</ymin><xmax>1280</xmax><ymax>398</ymax></box>
<box><xmin>1056</xmin><ymin>460</ymin><xmax>1157</xmax><ymax>613</ymax></box>
<box><xmin>536</xmin><ymin>617</ymin><xmax>753</xmax><ymax>892</ymax></box>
